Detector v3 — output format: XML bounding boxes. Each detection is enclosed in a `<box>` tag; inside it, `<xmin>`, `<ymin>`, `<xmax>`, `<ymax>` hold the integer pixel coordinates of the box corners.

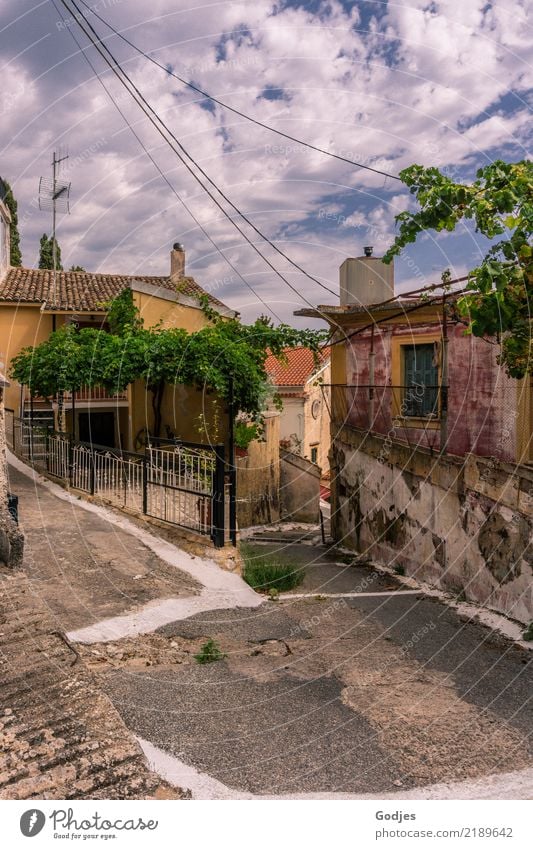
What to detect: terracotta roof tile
<box><xmin>0</xmin><ymin>267</ymin><xmax>229</xmax><ymax>313</ymax></box>
<box><xmin>265</xmin><ymin>347</ymin><xmax>329</xmax><ymax>387</ymax></box>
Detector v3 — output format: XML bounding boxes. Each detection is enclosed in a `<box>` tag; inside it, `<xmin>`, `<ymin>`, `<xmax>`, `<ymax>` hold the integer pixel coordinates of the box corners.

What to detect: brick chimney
<box><xmin>170</xmin><ymin>242</ymin><xmax>185</xmax><ymax>279</ymax></box>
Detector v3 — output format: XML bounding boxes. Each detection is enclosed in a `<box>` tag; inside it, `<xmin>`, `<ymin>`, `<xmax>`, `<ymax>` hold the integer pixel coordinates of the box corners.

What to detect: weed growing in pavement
<box><xmin>394</xmin><ymin>564</ymin><xmax>406</xmax><ymax>576</ymax></box>
<box><xmin>240</xmin><ymin>543</ymin><xmax>304</xmax><ymax>593</ymax></box>
<box><xmin>522</xmin><ymin>622</ymin><xmax>533</xmax><ymax>641</ymax></box>
<box><xmin>194</xmin><ymin>639</ymin><xmax>226</xmax><ymax>664</ymax></box>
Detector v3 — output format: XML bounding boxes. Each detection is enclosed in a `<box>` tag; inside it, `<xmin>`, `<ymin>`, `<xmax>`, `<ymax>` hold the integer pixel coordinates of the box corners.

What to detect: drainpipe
<box><xmin>71</xmin><ymin>387</ymin><xmax>76</xmax><ymax>440</ymax></box>
<box><xmin>440</xmin><ymin>294</ymin><xmax>448</xmax><ymax>453</ymax></box>
<box><xmin>369</xmin><ymin>325</ymin><xmax>375</xmax><ymax>430</ymax></box>
<box><xmin>228</xmin><ymin>377</ymin><xmax>237</xmax><ymax>546</ymax></box>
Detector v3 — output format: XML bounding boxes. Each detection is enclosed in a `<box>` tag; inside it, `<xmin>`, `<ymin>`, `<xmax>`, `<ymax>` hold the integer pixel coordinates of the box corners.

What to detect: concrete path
<box><xmin>9</xmin><ymin>454</ymin><xmax>533</xmax><ymax>800</ymax></box>
<box><xmin>8</xmin><ymin>453</ymin><xmax>261</xmax><ymax>641</ymax></box>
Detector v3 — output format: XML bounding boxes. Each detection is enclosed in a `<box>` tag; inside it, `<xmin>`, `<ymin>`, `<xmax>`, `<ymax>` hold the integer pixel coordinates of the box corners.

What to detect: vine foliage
<box><xmin>10</xmin><ymin>288</ymin><xmax>327</xmax><ymax>438</ymax></box>
<box><xmin>383</xmin><ymin>159</ymin><xmax>532</xmax><ymax>378</ymax></box>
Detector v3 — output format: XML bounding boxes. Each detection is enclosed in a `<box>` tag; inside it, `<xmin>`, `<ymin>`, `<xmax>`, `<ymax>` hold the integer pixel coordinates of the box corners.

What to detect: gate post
<box><xmin>90</xmin><ymin>448</ymin><xmax>96</xmax><ymax>496</ymax></box>
<box><xmin>68</xmin><ymin>434</ymin><xmax>74</xmax><ymax>486</ymax></box>
<box><xmin>212</xmin><ymin>444</ymin><xmax>226</xmax><ymax>548</ymax></box>
<box><xmin>142</xmin><ymin>454</ymin><xmax>148</xmax><ymax>515</ymax></box>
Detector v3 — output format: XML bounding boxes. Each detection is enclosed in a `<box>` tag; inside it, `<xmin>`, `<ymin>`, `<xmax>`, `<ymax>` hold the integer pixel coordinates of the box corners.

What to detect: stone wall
<box><xmin>280</xmin><ymin>449</ymin><xmax>321</xmax><ymax>523</ymax></box>
<box><xmin>0</xmin><ymin>380</ymin><xmax>23</xmax><ymax>568</ymax></box>
<box><xmin>236</xmin><ymin>413</ymin><xmax>280</xmax><ymax>528</ymax></box>
<box><xmin>331</xmin><ymin>425</ymin><xmax>533</xmax><ymax>625</ymax></box>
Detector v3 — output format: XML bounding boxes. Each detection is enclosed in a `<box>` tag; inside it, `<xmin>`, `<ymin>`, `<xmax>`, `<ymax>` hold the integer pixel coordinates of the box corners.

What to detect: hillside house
<box><xmin>297</xmin><ymin>248</ymin><xmax>533</xmax><ymax>624</ymax></box>
<box><xmin>265</xmin><ymin>347</ymin><xmax>331</xmax><ymax>479</ymax></box>
<box><xmin>0</xmin><ymin>216</ymin><xmax>236</xmax><ymax>452</ymax></box>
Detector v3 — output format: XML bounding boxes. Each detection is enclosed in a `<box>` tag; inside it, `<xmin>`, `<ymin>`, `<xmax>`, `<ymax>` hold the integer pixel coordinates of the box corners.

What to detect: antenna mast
<box><xmin>39</xmin><ymin>150</ymin><xmax>71</xmax><ymax>300</ymax></box>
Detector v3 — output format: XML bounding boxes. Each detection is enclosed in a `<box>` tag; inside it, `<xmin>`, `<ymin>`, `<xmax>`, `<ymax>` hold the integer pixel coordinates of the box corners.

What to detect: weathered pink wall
<box><xmin>343</xmin><ymin>322</ymin><xmax>517</xmax><ymax>461</ymax></box>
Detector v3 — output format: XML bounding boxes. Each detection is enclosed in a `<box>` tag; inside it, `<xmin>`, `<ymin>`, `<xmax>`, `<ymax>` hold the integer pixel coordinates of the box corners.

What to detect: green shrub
<box><xmin>194</xmin><ymin>638</ymin><xmax>226</xmax><ymax>664</ymax></box>
<box><xmin>240</xmin><ymin>544</ymin><xmax>304</xmax><ymax>593</ymax></box>
<box><xmin>522</xmin><ymin>622</ymin><xmax>533</xmax><ymax>642</ymax></box>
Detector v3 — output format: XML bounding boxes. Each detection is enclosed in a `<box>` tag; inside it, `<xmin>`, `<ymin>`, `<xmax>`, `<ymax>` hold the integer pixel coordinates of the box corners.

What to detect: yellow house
<box><xmin>265</xmin><ymin>347</ymin><xmax>331</xmax><ymax>478</ymax></box>
<box><xmin>0</xmin><ymin>196</ymin><xmax>236</xmax><ymax>452</ymax></box>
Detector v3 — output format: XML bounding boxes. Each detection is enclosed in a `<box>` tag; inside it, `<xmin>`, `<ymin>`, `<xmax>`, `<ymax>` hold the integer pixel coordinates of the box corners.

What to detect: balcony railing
<box><xmin>331</xmin><ymin>384</ymin><xmax>442</xmax><ymax>434</ymax></box>
<box><xmin>65</xmin><ymin>386</ymin><xmax>128</xmax><ymax>402</ymax></box>
<box><xmin>24</xmin><ymin>386</ymin><xmax>128</xmax><ymax>404</ymax></box>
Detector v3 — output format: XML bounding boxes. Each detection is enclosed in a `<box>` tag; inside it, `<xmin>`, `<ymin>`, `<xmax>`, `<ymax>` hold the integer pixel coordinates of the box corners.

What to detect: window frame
<box><xmin>401</xmin><ymin>342</ymin><xmax>440</xmax><ymax>419</ymax></box>
<box><xmin>391</xmin><ymin>333</ymin><xmax>442</xmax><ymax>428</ymax></box>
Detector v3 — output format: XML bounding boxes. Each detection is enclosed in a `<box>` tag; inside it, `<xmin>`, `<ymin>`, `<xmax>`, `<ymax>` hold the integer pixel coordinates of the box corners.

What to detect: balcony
<box><xmin>64</xmin><ymin>386</ymin><xmax>128</xmax><ymax>402</ymax></box>
<box><xmin>25</xmin><ymin>386</ymin><xmax>128</xmax><ymax>405</ymax></box>
<box><xmin>331</xmin><ymin>384</ymin><xmax>442</xmax><ymax>446</ymax></box>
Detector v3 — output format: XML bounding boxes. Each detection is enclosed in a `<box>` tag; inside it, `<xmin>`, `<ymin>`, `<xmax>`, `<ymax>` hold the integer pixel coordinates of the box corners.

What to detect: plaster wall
<box><xmin>331</xmin><ymin>426</ymin><xmax>533</xmax><ymax>624</ymax></box>
<box><xmin>236</xmin><ymin>413</ymin><xmax>280</xmax><ymax>528</ymax></box>
<box><xmin>344</xmin><ymin>322</ymin><xmax>518</xmax><ymax>461</ymax></box>
<box><xmin>280</xmin><ymin>449</ymin><xmax>321</xmax><ymax>523</ymax></box>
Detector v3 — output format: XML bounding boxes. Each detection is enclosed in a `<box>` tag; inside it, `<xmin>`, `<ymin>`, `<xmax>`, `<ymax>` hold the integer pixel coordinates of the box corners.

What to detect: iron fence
<box><xmin>330</xmin><ymin>384</ymin><xmax>443</xmax><ymax>453</ymax></box>
<box><xmin>331</xmin><ymin>384</ymin><xmax>441</xmax><ymax>431</ymax></box>
<box><xmin>15</xmin><ymin>423</ymin><xmax>229</xmax><ymax>546</ymax></box>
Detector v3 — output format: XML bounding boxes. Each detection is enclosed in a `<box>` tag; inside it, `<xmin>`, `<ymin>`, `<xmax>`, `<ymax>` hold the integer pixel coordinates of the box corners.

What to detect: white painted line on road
<box><xmin>280</xmin><ymin>590</ymin><xmax>422</xmax><ymax>600</ymax></box>
<box><xmin>8</xmin><ymin>451</ymin><xmax>263</xmax><ymax>644</ymax></box>
<box><xmin>137</xmin><ymin>736</ymin><xmax>533</xmax><ymax>800</ymax></box>
<box><xmin>138</xmin><ymin>737</ymin><xmax>252</xmax><ymax>800</ymax></box>
<box><xmin>66</xmin><ymin>591</ymin><xmax>263</xmax><ymax>643</ymax></box>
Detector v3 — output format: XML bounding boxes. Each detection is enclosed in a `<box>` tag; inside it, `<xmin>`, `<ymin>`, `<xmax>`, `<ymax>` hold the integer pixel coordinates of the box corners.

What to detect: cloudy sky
<box><xmin>0</xmin><ymin>0</ymin><xmax>531</xmax><ymax>323</ymax></box>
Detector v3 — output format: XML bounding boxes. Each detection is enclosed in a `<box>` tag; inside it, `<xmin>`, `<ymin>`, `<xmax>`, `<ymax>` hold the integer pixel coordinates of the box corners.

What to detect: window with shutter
<box><xmin>402</xmin><ymin>344</ymin><xmax>439</xmax><ymax>417</ymax></box>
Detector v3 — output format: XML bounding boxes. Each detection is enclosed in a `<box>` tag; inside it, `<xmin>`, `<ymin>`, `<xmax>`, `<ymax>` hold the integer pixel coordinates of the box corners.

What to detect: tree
<box><xmin>1</xmin><ymin>178</ymin><xmax>22</xmax><ymax>266</ymax></box>
<box><xmin>383</xmin><ymin>159</ymin><xmax>533</xmax><ymax>378</ymax></box>
<box><xmin>38</xmin><ymin>233</ymin><xmax>63</xmax><ymax>271</ymax></box>
<box><xmin>69</xmin><ymin>265</ymin><xmax>86</xmax><ymax>272</ymax></box>
<box><xmin>10</xmin><ymin>288</ymin><xmax>327</xmax><ymax>438</ymax></box>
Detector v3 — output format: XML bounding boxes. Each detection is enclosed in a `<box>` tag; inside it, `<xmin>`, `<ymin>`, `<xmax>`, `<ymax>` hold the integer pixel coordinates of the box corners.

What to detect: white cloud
<box><xmin>0</xmin><ymin>0</ymin><xmax>530</xmax><ymax>322</ymax></box>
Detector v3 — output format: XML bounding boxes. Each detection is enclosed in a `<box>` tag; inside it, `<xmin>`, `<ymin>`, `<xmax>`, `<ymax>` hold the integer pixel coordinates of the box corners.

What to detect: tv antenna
<box><xmin>39</xmin><ymin>150</ymin><xmax>71</xmax><ymax>281</ymax></box>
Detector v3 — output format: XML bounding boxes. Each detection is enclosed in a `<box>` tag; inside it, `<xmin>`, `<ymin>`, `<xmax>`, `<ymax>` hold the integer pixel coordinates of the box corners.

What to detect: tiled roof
<box><xmin>265</xmin><ymin>347</ymin><xmax>330</xmax><ymax>387</ymax></box>
<box><xmin>0</xmin><ymin>266</ymin><xmax>229</xmax><ymax>313</ymax></box>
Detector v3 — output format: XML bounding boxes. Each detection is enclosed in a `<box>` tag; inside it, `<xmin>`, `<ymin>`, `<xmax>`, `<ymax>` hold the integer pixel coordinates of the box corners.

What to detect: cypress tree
<box><xmin>38</xmin><ymin>234</ymin><xmax>63</xmax><ymax>270</ymax></box>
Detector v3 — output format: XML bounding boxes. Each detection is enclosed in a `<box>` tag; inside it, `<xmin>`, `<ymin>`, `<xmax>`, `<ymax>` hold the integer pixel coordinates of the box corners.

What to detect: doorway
<box><xmin>78</xmin><ymin>412</ymin><xmax>116</xmax><ymax>448</ymax></box>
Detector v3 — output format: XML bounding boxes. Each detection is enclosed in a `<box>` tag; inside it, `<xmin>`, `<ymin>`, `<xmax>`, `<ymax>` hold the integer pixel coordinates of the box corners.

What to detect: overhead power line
<box><xmin>76</xmin><ymin>0</ymin><xmax>402</xmax><ymax>183</ymax></box>
<box><xmin>58</xmin><ymin>0</ymin><xmax>339</xmax><ymax>309</ymax></box>
<box><xmin>50</xmin><ymin>0</ymin><xmax>285</xmax><ymax>323</ymax></box>
<box><xmin>325</xmin><ymin>286</ymin><xmax>470</xmax><ymax>348</ymax></box>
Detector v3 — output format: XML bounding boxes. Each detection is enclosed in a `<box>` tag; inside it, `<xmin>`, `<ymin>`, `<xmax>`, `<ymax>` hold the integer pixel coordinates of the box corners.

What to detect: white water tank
<box><xmin>339</xmin><ymin>249</ymin><xmax>394</xmax><ymax>306</ymax></box>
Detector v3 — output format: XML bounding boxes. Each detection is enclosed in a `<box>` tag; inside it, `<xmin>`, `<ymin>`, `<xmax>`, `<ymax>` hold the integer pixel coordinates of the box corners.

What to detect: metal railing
<box><xmin>331</xmin><ymin>385</ymin><xmax>442</xmax><ymax>451</ymax></box>
<box><xmin>16</xmin><ymin>424</ymin><xmax>229</xmax><ymax>546</ymax></box>
<box><xmin>332</xmin><ymin>384</ymin><xmax>440</xmax><ymax>427</ymax></box>
<box><xmin>64</xmin><ymin>385</ymin><xmax>128</xmax><ymax>402</ymax></box>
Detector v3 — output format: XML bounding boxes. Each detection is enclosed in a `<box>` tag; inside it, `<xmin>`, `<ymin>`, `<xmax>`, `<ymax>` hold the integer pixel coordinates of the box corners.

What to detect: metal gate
<box><xmin>19</xmin><ymin>426</ymin><xmax>228</xmax><ymax>546</ymax></box>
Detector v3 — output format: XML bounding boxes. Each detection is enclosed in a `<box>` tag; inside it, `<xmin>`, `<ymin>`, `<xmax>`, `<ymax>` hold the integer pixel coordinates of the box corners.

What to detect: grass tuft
<box><xmin>194</xmin><ymin>638</ymin><xmax>226</xmax><ymax>664</ymax></box>
<box><xmin>240</xmin><ymin>543</ymin><xmax>304</xmax><ymax>594</ymax></box>
<box><xmin>522</xmin><ymin>622</ymin><xmax>533</xmax><ymax>642</ymax></box>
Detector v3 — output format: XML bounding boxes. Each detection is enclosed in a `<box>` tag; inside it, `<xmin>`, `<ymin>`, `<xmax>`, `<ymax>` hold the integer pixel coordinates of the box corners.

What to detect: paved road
<box><xmin>7</xmin><ymin>464</ymin><xmax>199</xmax><ymax>631</ymax></box>
<box><xmin>103</xmin><ymin>590</ymin><xmax>533</xmax><ymax>795</ymax></box>
<box><xmin>10</xmin><ymin>462</ymin><xmax>533</xmax><ymax>798</ymax></box>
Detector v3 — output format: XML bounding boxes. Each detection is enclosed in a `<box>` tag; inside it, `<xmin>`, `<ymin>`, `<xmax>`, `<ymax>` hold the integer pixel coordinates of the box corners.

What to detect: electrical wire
<box><xmin>50</xmin><ymin>0</ymin><xmax>286</xmax><ymax>323</ymax></box>
<box><xmin>58</xmin><ymin>0</ymin><xmax>340</xmax><ymax>307</ymax></box>
<box><xmin>76</xmin><ymin>0</ymin><xmax>402</xmax><ymax>182</ymax></box>
<box><xmin>324</xmin><ymin>287</ymin><xmax>470</xmax><ymax>348</ymax></box>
